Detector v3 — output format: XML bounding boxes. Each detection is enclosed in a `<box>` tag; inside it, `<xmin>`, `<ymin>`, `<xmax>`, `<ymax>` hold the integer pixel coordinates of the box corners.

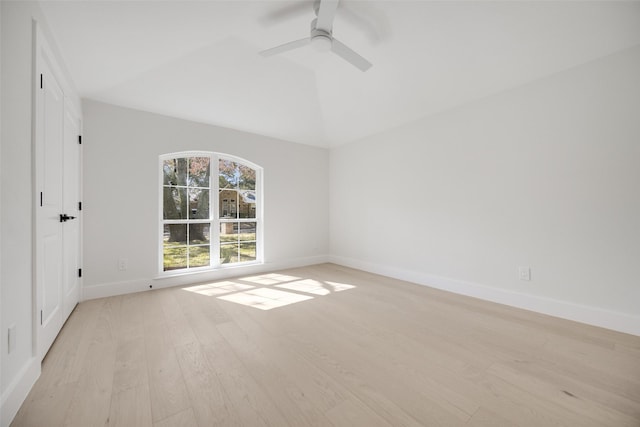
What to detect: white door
<box><xmin>35</xmin><ymin>28</ymin><xmax>82</xmax><ymax>359</ymax></box>
<box><xmin>36</xmin><ymin>55</ymin><xmax>65</xmax><ymax>358</ymax></box>
<box><xmin>62</xmin><ymin>106</ymin><xmax>81</xmax><ymax>321</ymax></box>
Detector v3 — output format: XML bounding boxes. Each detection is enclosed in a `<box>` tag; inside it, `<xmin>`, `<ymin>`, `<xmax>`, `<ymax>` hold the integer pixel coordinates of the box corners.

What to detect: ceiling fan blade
<box><xmin>339</xmin><ymin>3</ymin><xmax>389</xmax><ymax>44</ymax></box>
<box><xmin>261</xmin><ymin>1</ymin><xmax>311</xmax><ymax>25</ymax></box>
<box><xmin>331</xmin><ymin>38</ymin><xmax>372</xmax><ymax>72</ymax></box>
<box><xmin>316</xmin><ymin>0</ymin><xmax>339</xmax><ymax>33</ymax></box>
<box><xmin>260</xmin><ymin>38</ymin><xmax>310</xmax><ymax>57</ymax></box>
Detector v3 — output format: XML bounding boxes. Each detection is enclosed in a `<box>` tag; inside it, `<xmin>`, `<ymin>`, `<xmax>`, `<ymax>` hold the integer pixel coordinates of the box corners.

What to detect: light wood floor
<box><xmin>12</xmin><ymin>263</ymin><xmax>640</xmax><ymax>426</ymax></box>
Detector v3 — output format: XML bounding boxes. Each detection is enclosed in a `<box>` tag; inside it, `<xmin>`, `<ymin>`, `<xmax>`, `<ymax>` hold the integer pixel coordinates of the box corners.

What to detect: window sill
<box><xmin>155</xmin><ymin>260</ymin><xmax>263</xmax><ymax>280</ymax></box>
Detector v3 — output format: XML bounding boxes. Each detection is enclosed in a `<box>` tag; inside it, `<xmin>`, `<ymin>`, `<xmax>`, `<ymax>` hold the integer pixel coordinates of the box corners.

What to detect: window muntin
<box><xmin>161</xmin><ymin>153</ymin><xmax>261</xmax><ymax>273</ymax></box>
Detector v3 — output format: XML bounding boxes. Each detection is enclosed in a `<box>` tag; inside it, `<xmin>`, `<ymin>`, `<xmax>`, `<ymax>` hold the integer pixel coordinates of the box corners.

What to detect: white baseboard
<box><xmin>1</xmin><ymin>357</ymin><xmax>40</xmax><ymax>427</ymax></box>
<box><xmin>81</xmin><ymin>255</ymin><xmax>330</xmax><ymax>301</ymax></box>
<box><xmin>329</xmin><ymin>255</ymin><xmax>640</xmax><ymax>337</ymax></box>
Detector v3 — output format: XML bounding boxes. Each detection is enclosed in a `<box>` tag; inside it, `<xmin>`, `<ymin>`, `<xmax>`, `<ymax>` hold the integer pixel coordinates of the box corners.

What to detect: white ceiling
<box><xmin>39</xmin><ymin>0</ymin><xmax>640</xmax><ymax>148</ymax></box>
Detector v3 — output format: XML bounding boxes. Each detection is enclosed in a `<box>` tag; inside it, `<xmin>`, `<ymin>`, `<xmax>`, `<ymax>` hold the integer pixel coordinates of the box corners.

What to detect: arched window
<box><xmin>160</xmin><ymin>152</ymin><xmax>262</xmax><ymax>273</ymax></box>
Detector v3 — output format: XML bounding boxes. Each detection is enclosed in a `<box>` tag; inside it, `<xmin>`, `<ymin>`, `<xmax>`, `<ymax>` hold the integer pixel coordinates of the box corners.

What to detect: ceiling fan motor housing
<box><xmin>310</xmin><ymin>20</ymin><xmax>333</xmax><ymax>51</ymax></box>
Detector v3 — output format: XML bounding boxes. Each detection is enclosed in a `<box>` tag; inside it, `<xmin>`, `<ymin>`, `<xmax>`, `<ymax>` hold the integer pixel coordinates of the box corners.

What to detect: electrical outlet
<box><xmin>519</xmin><ymin>266</ymin><xmax>531</xmax><ymax>281</ymax></box>
<box><xmin>118</xmin><ymin>258</ymin><xmax>128</xmax><ymax>271</ymax></box>
<box><xmin>8</xmin><ymin>324</ymin><xmax>16</xmax><ymax>354</ymax></box>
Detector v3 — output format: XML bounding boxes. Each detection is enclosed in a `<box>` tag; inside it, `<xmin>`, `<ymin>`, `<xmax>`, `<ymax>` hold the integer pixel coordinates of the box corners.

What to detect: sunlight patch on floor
<box><xmin>276</xmin><ymin>279</ymin><xmax>355</xmax><ymax>296</ymax></box>
<box><xmin>324</xmin><ymin>281</ymin><xmax>356</xmax><ymax>291</ymax></box>
<box><xmin>217</xmin><ymin>287</ymin><xmax>313</xmax><ymax>310</ymax></box>
<box><xmin>181</xmin><ymin>273</ymin><xmax>357</xmax><ymax>310</ymax></box>
<box><xmin>182</xmin><ymin>281</ymin><xmax>254</xmax><ymax>296</ymax></box>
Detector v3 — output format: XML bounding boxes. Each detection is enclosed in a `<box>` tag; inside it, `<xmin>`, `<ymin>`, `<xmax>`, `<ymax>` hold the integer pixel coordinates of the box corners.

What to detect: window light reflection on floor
<box><xmin>218</xmin><ymin>287</ymin><xmax>313</xmax><ymax>310</ymax></box>
<box><xmin>182</xmin><ymin>281</ymin><xmax>254</xmax><ymax>296</ymax></box>
<box><xmin>276</xmin><ymin>279</ymin><xmax>355</xmax><ymax>296</ymax></box>
<box><xmin>181</xmin><ymin>274</ymin><xmax>356</xmax><ymax>310</ymax></box>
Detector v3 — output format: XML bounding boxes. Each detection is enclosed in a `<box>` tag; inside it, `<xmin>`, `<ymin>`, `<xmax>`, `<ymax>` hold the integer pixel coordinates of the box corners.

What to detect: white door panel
<box><xmin>35</xmin><ymin>26</ymin><xmax>82</xmax><ymax>359</ymax></box>
<box><xmin>37</xmin><ymin>54</ymin><xmax>65</xmax><ymax>358</ymax></box>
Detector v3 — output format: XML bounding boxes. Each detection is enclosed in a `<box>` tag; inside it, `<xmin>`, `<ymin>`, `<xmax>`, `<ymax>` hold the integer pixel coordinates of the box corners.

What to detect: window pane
<box><xmin>239</xmin><ymin>222</ymin><xmax>256</xmax><ymax>241</ymax></box>
<box><xmin>164</xmin><ymin>187</ymin><xmax>187</xmax><ymax>219</ymax></box>
<box><xmin>219</xmin><ymin>189</ymin><xmax>238</xmax><ymax>218</ymax></box>
<box><xmin>164</xmin><ymin>224</ymin><xmax>187</xmax><ymax>245</ymax></box>
<box><xmin>219</xmin><ymin>159</ymin><xmax>237</xmax><ymax>189</ymax></box>
<box><xmin>189</xmin><ymin>224</ymin><xmax>210</xmax><ymax>244</ymax></box>
<box><xmin>163</xmin><ymin>160</ymin><xmax>176</xmax><ymax>185</ymax></box>
<box><xmin>220</xmin><ymin>243</ymin><xmax>238</xmax><ymax>264</ymax></box>
<box><xmin>219</xmin><ymin>222</ymin><xmax>237</xmax><ymax>243</ymax></box>
<box><xmin>189</xmin><ymin>246</ymin><xmax>210</xmax><ymax>268</ymax></box>
<box><xmin>164</xmin><ymin>246</ymin><xmax>187</xmax><ymax>271</ymax></box>
<box><xmin>240</xmin><ymin>242</ymin><xmax>256</xmax><ymax>262</ymax></box>
<box><xmin>189</xmin><ymin>157</ymin><xmax>210</xmax><ymax>188</ymax></box>
<box><xmin>238</xmin><ymin>191</ymin><xmax>256</xmax><ymax>218</ymax></box>
<box><xmin>189</xmin><ymin>188</ymin><xmax>209</xmax><ymax>219</ymax></box>
<box><xmin>164</xmin><ymin>223</ymin><xmax>187</xmax><ymax>270</ymax></box>
<box><xmin>238</xmin><ymin>164</ymin><xmax>256</xmax><ymax>190</ymax></box>
<box><xmin>163</xmin><ymin>159</ymin><xmax>188</xmax><ymax>185</ymax></box>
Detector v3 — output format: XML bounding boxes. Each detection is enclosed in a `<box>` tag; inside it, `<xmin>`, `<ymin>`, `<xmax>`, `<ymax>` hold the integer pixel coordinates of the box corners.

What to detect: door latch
<box><xmin>60</xmin><ymin>214</ymin><xmax>76</xmax><ymax>222</ymax></box>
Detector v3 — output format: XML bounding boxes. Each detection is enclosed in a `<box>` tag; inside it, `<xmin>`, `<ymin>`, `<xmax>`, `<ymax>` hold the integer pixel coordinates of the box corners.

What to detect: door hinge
<box><xmin>78</xmin><ymin>268</ymin><xmax>82</xmax><ymax>278</ymax></box>
<box><xmin>78</xmin><ymin>135</ymin><xmax>82</xmax><ymax>145</ymax></box>
<box><xmin>40</xmin><ymin>192</ymin><xmax>43</xmax><ymax>207</ymax></box>
<box><xmin>78</xmin><ymin>201</ymin><xmax>82</xmax><ymax>211</ymax></box>
<box><xmin>40</xmin><ymin>310</ymin><xmax>43</xmax><ymax>325</ymax></box>
<box><xmin>40</xmin><ymin>74</ymin><xmax>43</xmax><ymax>89</ymax></box>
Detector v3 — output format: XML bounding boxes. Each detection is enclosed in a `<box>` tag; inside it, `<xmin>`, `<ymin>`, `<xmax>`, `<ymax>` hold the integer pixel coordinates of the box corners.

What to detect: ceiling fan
<box><xmin>260</xmin><ymin>0</ymin><xmax>372</xmax><ymax>72</ymax></box>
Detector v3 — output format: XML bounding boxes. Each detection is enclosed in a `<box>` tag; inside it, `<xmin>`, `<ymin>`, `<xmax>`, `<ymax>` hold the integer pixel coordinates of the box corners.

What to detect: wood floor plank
<box><xmin>62</xmin><ymin>340</ymin><xmax>118</xmax><ymax>427</ymax></box>
<box><xmin>216</xmin><ymin>317</ymin><xmax>337</xmax><ymax>426</ymax></box>
<box><xmin>200</xmin><ymin>338</ymin><xmax>290</xmax><ymax>426</ymax></box>
<box><xmin>112</xmin><ymin>336</ymin><xmax>148</xmax><ymax>394</ymax></box>
<box><xmin>174</xmin><ymin>341</ymin><xmax>236</xmax><ymax>426</ymax></box>
<box><xmin>36</xmin><ymin>301</ymin><xmax>100</xmax><ymax>389</ymax></box>
<box><xmin>11</xmin><ymin>382</ymin><xmax>78</xmax><ymax>427</ymax></box>
<box><xmin>324</xmin><ymin>398</ymin><xmax>392</xmax><ymax>427</ymax></box>
<box><xmin>12</xmin><ymin>263</ymin><xmax>640</xmax><ymax>427</ymax></box>
<box><xmin>218</xmin><ymin>300</ymin><xmax>351</xmax><ymax>415</ymax></box>
<box><xmin>153</xmin><ymin>407</ymin><xmax>197</xmax><ymax>427</ymax></box>
<box><xmin>487</xmin><ymin>362</ymin><xmax>639</xmax><ymax>426</ymax></box>
<box><xmin>106</xmin><ymin>384</ymin><xmax>153</xmax><ymax>427</ymax></box>
<box><xmin>282</xmin><ymin>314</ymin><xmax>468</xmax><ymax>426</ymax></box>
<box><xmin>469</xmin><ymin>369</ymin><xmax>606</xmax><ymax>427</ymax></box>
<box><xmin>144</xmin><ymin>322</ymin><xmax>192</xmax><ymax>423</ymax></box>
<box><xmin>466</xmin><ymin>407</ymin><xmax>518</xmax><ymax>427</ymax></box>
<box><xmin>498</xmin><ymin>357</ymin><xmax>640</xmax><ymax>419</ymax></box>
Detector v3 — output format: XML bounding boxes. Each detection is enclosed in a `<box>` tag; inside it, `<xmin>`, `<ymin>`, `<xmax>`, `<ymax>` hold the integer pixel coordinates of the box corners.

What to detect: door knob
<box><xmin>59</xmin><ymin>214</ymin><xmax>76</xmax><ymax>222</ymax></box>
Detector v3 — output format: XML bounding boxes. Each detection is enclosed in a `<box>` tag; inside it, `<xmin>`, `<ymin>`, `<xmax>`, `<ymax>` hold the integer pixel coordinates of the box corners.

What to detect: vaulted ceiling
<box><xmin>39</xmin><ymin>1</ymin><xmax>640</xmax><ymax>147</ymax></box>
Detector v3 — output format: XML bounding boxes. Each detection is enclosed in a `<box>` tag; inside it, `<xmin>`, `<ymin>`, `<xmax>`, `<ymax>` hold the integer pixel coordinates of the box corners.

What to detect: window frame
<box><xmin>158</xmin><ymin>151</ymin><xmax>263</xmax><ymax>276</ymax></box>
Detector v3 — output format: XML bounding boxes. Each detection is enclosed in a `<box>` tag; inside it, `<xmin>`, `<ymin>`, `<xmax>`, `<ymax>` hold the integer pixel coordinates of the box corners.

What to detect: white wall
<box><xmin>1</xmin><ymin>4</ymin><xmax>41</xmax><ymax>424</ymax></box>
<box><xmin>1</xmin><ymin>2</ymin><xmax>34</xmax><ymax>404</ymax></box>
<box><xmin>81</xmin><ymin>100</ymin><xmax>329</xmax><ymax>298</ymax></box>
<box><xmin>330</xmin><ymin>45</ymin><xmax>640</xmax><ymax>335</ymax></box>
<box><xmin>0</xmin><ymin>2</ymin><xmax>3</xmax><ymax>422</ymax></box>
<box><xmin>1</xmin><ymin>2</ymin><xmax>81</xmax><ymax>425</ymax></box>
